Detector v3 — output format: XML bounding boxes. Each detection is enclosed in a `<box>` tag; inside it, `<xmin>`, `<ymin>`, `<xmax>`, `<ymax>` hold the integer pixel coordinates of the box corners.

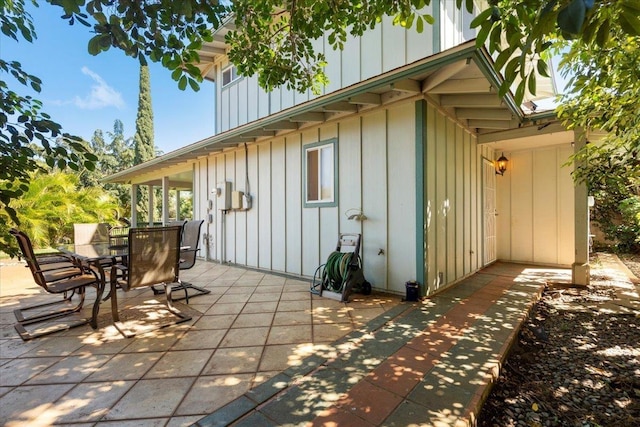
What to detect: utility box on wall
<box><xmin>217</xmin><ymin>181</ymin><xmax>232</xmax><ymax>210</ymax></box>
<box><xmin>231</xmin><ymin>191</ymin><xmax>244</xmax><ymax>210</ymax></box>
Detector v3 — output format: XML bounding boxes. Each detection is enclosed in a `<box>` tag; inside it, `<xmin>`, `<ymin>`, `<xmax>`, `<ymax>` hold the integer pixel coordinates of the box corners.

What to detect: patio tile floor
<box><xmin>2</xmin><ymin>257</ymin><xmax>636</xmax><ymax>426</ymax></box>
<box><xmin>0</xmin><ymin>260</ymin><xmax>400</xmax><ymax>426</ymax></box>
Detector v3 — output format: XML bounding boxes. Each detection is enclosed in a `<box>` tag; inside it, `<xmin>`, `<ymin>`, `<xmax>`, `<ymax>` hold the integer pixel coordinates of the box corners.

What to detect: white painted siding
<box><xmin>215</xmin><ymin>5</ymin><xmax>447</xmax><ymax>133</ymax></box>
<box><xmin>440</xmin><ymin>0</ymin><xmax>478</xmax><ymax>50</ymax></box>
<box><xmin>195</xmin><ymin>102</ymin><xmax>421</xmax><ymax>294</ymax></box>
<box><xmin>496</xmin><ymin>144</ymin><xmax>575</xmax><ymax>266</ymax></box>
<box><xmin>421</xmin><ymin>102</ymin><xmax>488</xmax><ymax>295</ymax></box>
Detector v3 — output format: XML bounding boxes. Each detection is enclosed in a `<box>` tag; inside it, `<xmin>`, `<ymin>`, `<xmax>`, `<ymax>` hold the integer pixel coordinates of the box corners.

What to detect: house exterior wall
<box><xmin>419</xmin><ymin>101</ymin><xmax>492</xmax><ymax>295</ymax></box>
<box><xmin>215</xmin><ymin>2</ymin><xmax>479</xmax><ymax>134</ymax></box>
<box><xmin>496</xmin><ymin>143</ymin><xmax>575</xmax><ymax>266</ymax></box>
<box><xmin>192</xmin><ymin>98</ymin><xmax>494</xmax><ymax>296</ymax></box>
<box><xmin>195</xmin><ymin>101</ymin><xmax>422</xmax><ymax>294</ymax></box>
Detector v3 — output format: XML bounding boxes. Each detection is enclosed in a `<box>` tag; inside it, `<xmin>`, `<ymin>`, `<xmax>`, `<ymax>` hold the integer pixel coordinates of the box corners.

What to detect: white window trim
<box><xmin>303</xmin><ymin>138</ymin><xmax>338</xmax><ymax>208</ymax></box>
<box><xmin>222</xmin><ymin>65</ymin><xmax>241</xmax><ymax>88</ymax></box>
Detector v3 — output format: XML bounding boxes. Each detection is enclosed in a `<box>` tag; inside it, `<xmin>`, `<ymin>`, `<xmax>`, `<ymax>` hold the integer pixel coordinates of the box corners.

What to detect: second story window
<box><xmin>222</xmin><ymin>65</ymin><xmax>240</xmax><ymax>87</ymax></box>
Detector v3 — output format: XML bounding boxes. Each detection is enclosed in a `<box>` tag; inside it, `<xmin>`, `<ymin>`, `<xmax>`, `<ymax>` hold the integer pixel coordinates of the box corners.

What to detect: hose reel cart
<box><xmin>310</xmin><ymin>233</ymin><xmax>372</xmax><ymax>302</ymax></box>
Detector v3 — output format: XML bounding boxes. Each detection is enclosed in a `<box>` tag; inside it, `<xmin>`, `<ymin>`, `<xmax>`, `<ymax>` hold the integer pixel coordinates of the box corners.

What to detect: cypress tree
<box><xmin>133</xmin><ymin>64</ymin><xmax>155</xmax><ymax>164</ymax></box>
<box><xmin>133</xmin><ymin>64</ymin><xmax>156</xmax><ymax>223</ymax></box>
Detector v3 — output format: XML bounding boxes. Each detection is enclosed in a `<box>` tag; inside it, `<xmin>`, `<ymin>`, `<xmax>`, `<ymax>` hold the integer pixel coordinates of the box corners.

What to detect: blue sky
<box><xmin>3</xmin><ymin>3</ymin><xmax>216</xmax><ymax>154</ymax></box>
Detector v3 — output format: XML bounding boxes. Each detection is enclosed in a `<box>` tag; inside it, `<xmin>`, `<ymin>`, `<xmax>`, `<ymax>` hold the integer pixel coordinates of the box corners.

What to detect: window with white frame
<box><xmin>304</xmin><ymin>139</ymin><xmax>338</xmax><ymax>207</ymax></box>
<box><xmin>222</xmin><ymin>65</ymin><xmax>240</xmax><ymax>87</ymax></box>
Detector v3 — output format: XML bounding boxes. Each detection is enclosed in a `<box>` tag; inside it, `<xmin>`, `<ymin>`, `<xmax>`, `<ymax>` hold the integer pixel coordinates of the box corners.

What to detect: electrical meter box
<box><xmin>231</xmin><ymin>191</ymin><xmax>244</xmax><ymax>210</ymax></box>
<box><xmin>217</xmin><ymin>181</ymin><xmax>232</xmax><ymax>210</ymax></box>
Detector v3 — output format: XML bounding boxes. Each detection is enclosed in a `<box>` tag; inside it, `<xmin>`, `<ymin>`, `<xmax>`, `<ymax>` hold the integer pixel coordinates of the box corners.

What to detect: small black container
<box><xmin>405</xmin><ymin>281</ymin><xmax>420</xmax><ymax>302</ymax></box>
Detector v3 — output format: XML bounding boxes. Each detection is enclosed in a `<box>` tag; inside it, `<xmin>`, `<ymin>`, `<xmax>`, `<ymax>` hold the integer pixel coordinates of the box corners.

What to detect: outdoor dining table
<box><xmin>58</xmin><ymin>240</ymin><xmax>190</xmax><ymax>302</ymax></box>
<box><xmin>58</xmin><ymin>242</ymin><xmax>130</xmax><ymax>322</ymax></box>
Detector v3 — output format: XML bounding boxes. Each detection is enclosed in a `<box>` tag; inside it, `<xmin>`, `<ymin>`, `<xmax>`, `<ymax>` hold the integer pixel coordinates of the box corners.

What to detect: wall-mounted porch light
<box><xmin>495</xmin><ymin>153</ymin><xmax>508</xmax><ymax>176</ymax></box>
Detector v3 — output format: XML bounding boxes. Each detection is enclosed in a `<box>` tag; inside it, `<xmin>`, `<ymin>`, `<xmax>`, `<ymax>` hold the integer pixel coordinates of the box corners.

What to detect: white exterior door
<box><xmin>483</xmin><ymin>159</ymin><xmax>497</xmax><ymax>265</ymax></box>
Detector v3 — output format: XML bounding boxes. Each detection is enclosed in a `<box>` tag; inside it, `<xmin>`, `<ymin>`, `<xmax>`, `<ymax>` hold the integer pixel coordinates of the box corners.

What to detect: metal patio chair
<box><xmin>152</xmin><ymin>219</ymin><xmax>209</xmax><ymax>303</ymax></box>
<box><xmin>9</xmin><ymin>229</ymin><xmax>104</xmax><ymax>340</ymax></box>
<box><xmin>73</xmin><ymin>222</ymin><xmax>111</xmax><ymax>244</ymax></box>
<box><xmin>73</xmin><ymin>222</ymin><xmax>115</xmax><ymax>268</ymax></box>
<box><xmin>109</xmin><ymin>226</ymin><xmax>192</xmax><ymax>338</ymax></box>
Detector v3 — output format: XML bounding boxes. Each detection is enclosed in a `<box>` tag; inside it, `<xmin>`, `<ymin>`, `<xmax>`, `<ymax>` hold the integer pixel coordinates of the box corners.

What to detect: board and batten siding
<box><xmin>496</xmin><ymin>144</ymin><xmax>575</xmax><ymax>266</ymax></box>
<box><xmin>420</xmin><ymin>101</ymin><xmax>491</xmax><ymax>296</ymax></box>
<box><xmin>194</xmin><ymin>102</ymin><xmax>417</xmax><ymax>295</ymax></box>
<box><xmin>214</xmin><ymin>0</ymin><xmax>499</xmax><ymax>134</ymax></box>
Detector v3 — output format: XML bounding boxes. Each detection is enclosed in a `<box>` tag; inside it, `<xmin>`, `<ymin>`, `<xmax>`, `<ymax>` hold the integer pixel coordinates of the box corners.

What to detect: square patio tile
<box><xmin>259</xmin><ymin>343</ymin><xmax>316</xmax><ymax>372</ymax></box>
<box><xmin>175</xmin><ymin>373</ymin><xmax>254</xmax><ymax>416</ymax></box>
<box><xmin>193</xmin><ymin>314</ymin><xmax>237</xmax><ymax>330</ymax></box>
<box><xmin>29</xmin><ymin>336</ymin><xmax>86</xmax><ymax>357</ymax></box>
<box><xmin>170</xmin><ymin>329</ymin><xmax>226</xmax><ymax>351</ymax></box>
<box><xmin>205</xmin><ymin>302</ymin><xmax>246</xmax><ymax>315</ymax></box>
<box><xmin>242</xmin><ymin>301</ymin><xmax>278</xmax><ymax>314</ymax></box>
<box><xmin>202</xmin><ymin>346</ymin><xmax>262</xmax><ymax>375</ymax></box>
<box><xmin>248</xmin><ymin>293</ymin><xmax>281</xmax><ymax>303</ymax></box>
<box><xmin>253</xmin><ymin>285</ymin><xmax>284</xmax><ymax>294</ymax></box>
<box><xmin>277</xmin><ymin>299</ymin><xmax>311</xmax><ymax>312</ymax></box>
<box><xmin>26</xmin><ymin>353</ymin><xmax>112</xmax><ymax>384</ymax></box>
<box><xmin>313</xmin><ymin>323</ymin><xmax>354</xmax><ymax>343</ymax></box>
<box><xmin>0</xmin><ymin>356</ymin><xmax>60</xmax><ymax>386</ymax></box>
<box><xmin>279</xmin><ymin>291</ymin><xmax>310</xmax><ymax>301</ymax></box>
<box><xmin>85</xmin><ymin>352</ymin><xmax>163</xmax><ymax>381</ymax></box>
<box><xmin>220</xmin><ymin>327</ymin><xmax>269</xmax><ymax>348</ymax></box>
<box><xmin>267</xmin><ymin>324</ymin><xmax>311</xmax><ymax>345</ymax></box>
<box><xmin>216</xmin><ymin>293</ymin><xmax>253</xmax><ymax>304</ymax></box>
<box><xmin>120</xmin><ymin>329</ymin><xmax>183</xmax><ymax>353</ymax></box>
<box><xmin>232</xmin><ymin>312</ymin><xmax>274</xmax><ymax>328</ymax></box>
<box><xmin>145</xmin><ymin>349</ymin><xmax>215</xmax><ymax>379</ymax></box>
<box><xmin>272</xmin><ymin>310</ymin><xmax>312</xmax><ymax>326</ymax></box>
<box><xmin>0</xmin><ymin>383</ymin><xmax>75</xmax><ymax>424</ymax></box>
<box><xmin>103</xmin><ymin>377</ymin><xmax>195</xmax><ymax>420</ymax></box>
<box><xmin>49</xmin><ymin>380</ymin><xmax>135</xmax><ymax>423</ymax></box>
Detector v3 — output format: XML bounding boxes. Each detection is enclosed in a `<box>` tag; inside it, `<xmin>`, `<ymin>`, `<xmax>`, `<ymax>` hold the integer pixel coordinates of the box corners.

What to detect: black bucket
<box><xmin>405</xmin><ymin>281</ymin><xmax>420</xmax><ymax>302</ymax></box>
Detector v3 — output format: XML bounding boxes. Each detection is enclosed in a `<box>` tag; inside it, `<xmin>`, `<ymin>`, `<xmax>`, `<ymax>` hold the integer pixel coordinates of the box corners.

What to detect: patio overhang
<box><xmin>104</xmin><ymin>40</ymin><xmax>562</xmax><ymax>186</ymax></box>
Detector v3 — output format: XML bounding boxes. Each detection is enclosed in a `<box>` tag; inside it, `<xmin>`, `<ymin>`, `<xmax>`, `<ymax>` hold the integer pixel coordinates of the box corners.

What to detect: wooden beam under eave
<box><xmin>221</xmin><ymin>137</ymin><xmax>256</xmax><ymax>145</ymax></box>
<box><xmin>428</xmin><ymin>78</ymin><xmax>494</xmax><ymax>94</ymax></box>
<box><xmin>456</xmin><ymin>108</ymin><xmax>514</xmax><ymax>120</ymax></box>
<box><xmin>477</xmin><ymin>122</ymin><xmax>566</xmax><ymax>144</ymax></box>
<box><xmin>263</xmin><ymin>122</ymin><xmax>299</xmax><ymax>130</ymax></box>
<box><xmin>391</xmin><ymin>79</ymin><xmax>421</xmax><ymax>93</ymax></box>
<box><xmin>240</xmin><ymin>129</ymin><xmax>276</xmax><ymax>138</ymax></box>
<box><xmin>198</xmin><ymin>45</ymin><xmax>226</xmax><ymax>55</ymax></box>
<box><xmin>348</xmin><ymin>93</ymin><xmax>381</xmax><ymax>105</ymax></box>
<box><xmin>322</xmin><ymin>102</ymin><xmax>359</xmax><ymax>113</ymax></box>
<box><xmin>441</xmin><ymin>94</ymin><xmax>503</xmax><ymax>107</ymax></box>
<box><xmin>289</xmin><ymin>112</ymin><xmax>326</xmax><ymax>122</ymax></box>
<box><xmin>194</xmin><ymin>61</ymin><xmax>215</xmax><ymax>79</ymax></box>
<box><xmin>467</xmin><ymin>119</ymin><xmax>517</xmax><ymax>130</ymax></box>
<box><xmin>211</xmin><ymin>34</ymin><xmax>226</xmax><ymax>43</ymax></box>
<box><xmin>421</xmin><ymin>60</ymin><xmax>468</xmax><ymax>92</ymax></box>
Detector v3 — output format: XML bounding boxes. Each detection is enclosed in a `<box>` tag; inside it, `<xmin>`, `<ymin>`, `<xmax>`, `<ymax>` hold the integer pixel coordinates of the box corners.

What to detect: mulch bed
<box><xmin>478</xmin><ymin>253</ymin><xmax>640</xmax><ymax>427</ymax></box>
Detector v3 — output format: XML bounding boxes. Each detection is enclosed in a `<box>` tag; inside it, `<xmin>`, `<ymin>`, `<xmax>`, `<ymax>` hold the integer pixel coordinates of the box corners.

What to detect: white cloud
<box><xmin>71</xmin><ymin>66</ymin><xmax>125</xmax><ymax>110</ymax></box>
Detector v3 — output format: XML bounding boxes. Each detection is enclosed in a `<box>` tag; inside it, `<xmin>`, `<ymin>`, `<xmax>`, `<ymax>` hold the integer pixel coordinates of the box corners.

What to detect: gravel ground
<box><xmin>478</xmin><ymin>253</ymin><xmax>640</xmax><ymax>427</ymax></box>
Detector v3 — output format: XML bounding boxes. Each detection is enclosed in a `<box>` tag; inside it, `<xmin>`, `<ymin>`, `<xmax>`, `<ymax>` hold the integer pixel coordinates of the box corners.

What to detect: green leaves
<box><xmin>558</xmin><ymin>0</ymin><xmax>588</xmax><ymax>35</ymax></box>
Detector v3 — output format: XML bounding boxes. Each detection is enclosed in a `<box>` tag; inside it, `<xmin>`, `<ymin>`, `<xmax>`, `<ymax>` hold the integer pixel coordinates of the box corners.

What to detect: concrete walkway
<box><xmin>3</xmin><ymin>259</ymin><xmax>635</xmax><ymax>426</ymax></box>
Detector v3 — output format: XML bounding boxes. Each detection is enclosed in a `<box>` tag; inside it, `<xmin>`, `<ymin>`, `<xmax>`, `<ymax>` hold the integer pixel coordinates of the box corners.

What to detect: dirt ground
<box><xmin>478</xmin><ymin>252</ymin><xmax>640</xmax><ymax>427</ymax></box>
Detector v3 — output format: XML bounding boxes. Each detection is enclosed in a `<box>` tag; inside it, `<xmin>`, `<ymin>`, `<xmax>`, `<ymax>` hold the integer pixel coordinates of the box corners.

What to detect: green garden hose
<box><xmin>322</xmin><ymin>251</ymin><xmax>354</xmax><ymax>292</ymax></box>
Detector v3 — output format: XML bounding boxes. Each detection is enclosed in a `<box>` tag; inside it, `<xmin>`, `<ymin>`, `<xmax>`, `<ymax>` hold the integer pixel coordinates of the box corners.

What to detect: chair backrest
<box><xmin>74</xmin><ymin>223</ymin><xmax>110</xmax><ymax>245</ymax></box>
<box><xmin>124</xmin><ymin>226</ymin><xmax>182</xmax><ymax>291</ymax></box>
<box><xmin>108</xmin><ymin>225</ymin><xmax>130</xmax><ymax>247</ymax></box>
<box><xmin>9</xmin><ymin>229</ymin><xmax>48</xmax><ymax>289</ymax></box>
<box><xmin>180</xmin><ymin>220</ymin><xmax>204</xmax><ymax>270</ymax></box>
<box><xmin>167</xmin><ymin>220</ymin><xmax>187</xmax><ymax>229</ymax></box>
